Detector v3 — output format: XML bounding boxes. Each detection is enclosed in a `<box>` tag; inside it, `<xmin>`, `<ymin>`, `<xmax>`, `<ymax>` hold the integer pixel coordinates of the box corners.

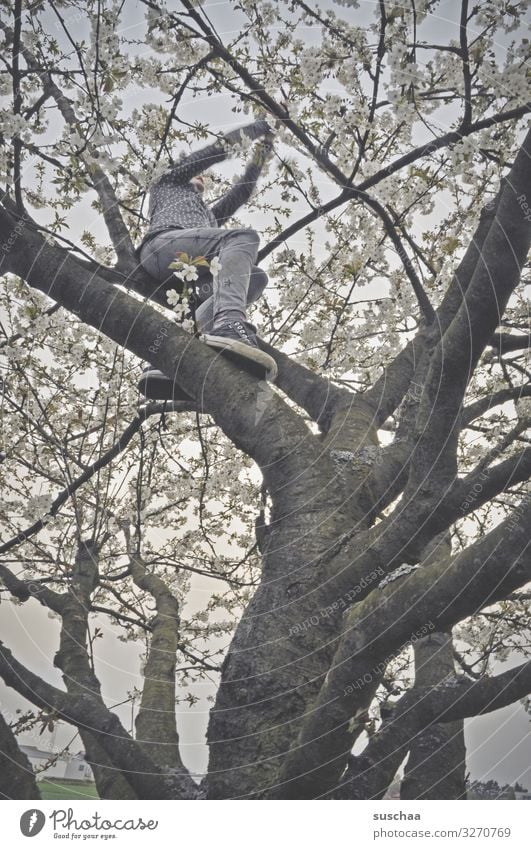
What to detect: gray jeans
<box><xmin>139</xmin><ymin>227</ymin><xmax>268</xmax><ymax>332</ymax></box>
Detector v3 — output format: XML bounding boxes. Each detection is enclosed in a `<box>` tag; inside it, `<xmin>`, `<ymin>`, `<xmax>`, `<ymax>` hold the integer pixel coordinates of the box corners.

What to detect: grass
<box><xmin>39</xmin><ymin>779</ymin><xmax>99</xmax><ymax>800</ymax></box>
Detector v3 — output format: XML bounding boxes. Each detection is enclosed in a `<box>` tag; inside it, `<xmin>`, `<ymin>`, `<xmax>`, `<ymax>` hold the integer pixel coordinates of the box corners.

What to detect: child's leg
<box><xmin>195</xmin><ymin>265</ymin><xmax>268</xmax><ymax>333</ymax></box>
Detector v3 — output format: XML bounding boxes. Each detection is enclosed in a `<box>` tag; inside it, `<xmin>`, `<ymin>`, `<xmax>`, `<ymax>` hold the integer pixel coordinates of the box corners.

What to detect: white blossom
<box><xmin>166</xmin><ymin>289</ymin><xmax>180</xmax><ymax>306</ymax></box>
<box><xmin>210</xmin><ymin>257</ymin><xmax>222</xmax><ymax>278</ymax></box>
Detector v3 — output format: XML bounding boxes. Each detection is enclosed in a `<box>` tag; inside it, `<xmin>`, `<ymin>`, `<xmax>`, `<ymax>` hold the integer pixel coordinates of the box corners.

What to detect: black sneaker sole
<box><xmin>201</xmin><ymin>334</ymin><xmax>277</xmax><ymax>382</ymax></box>
<box><xmin>138</xmin><ymin>370</ymin><xmax>196</xmax><ymax>405</ymax></box>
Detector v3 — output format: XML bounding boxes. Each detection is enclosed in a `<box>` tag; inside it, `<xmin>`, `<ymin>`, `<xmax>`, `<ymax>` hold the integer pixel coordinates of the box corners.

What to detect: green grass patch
<box><xmin>39</xmin><ymin>779</ymin><xmax>99</xmax><ymax>800</ymax></box>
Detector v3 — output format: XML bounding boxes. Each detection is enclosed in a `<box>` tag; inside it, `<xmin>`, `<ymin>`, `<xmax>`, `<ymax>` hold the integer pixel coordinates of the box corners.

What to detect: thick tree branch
<box><xmin>0</xmin><ymin>203</ymin><xmax>326</xmax><ymax>505</ymax></box>
<box><xmin>400</xmin><ymin>628</ymin><xmax>466</xmax><ymax>800</ymax></box>
<box><xmin>130</xmin><ymin>555</ymin><xmax>185</xmax><ymax>769</ymax></box>
<box><xmin>54</xmin><ymin>541</ymin><xmax>103</xmax><ymax>697</ymax></box>
<box><xmin>489</xmin><ymin>331</ymin><xmax>530</xmax><ymax>355</ymax></box>
<box><xmin>0</xmin><ymin>640</ymin><xmax>196</xmax><ymax>799</ymax></box>
<box><xmin>461</xmin><ymin>384</ymin><xmax>531</xmax><ymax>427</ymax></box>
<box><xmin>276</xmin><ymin>497</ymin><xmax>531</xmax><ymax>797</ymax></box>
<box><xmin>348</xmin><ymin>192</ymin><xmax>500</xmax><ymax>453</ymax></box>
<box><xmin>0</xmin><ymin>710</ymin><xmax>40</xmax><ymax>799</ymax></box>
<box><xmin>455</xmin><ymin>447</ymin><xmax>531</xmax><ymax>513</ymax></box>
<box><xmin>0</xmin><ymin>558</ymin><xmax>65</xmax><ymax>611</ymax></box>
<box><xmin>256</xmin><ymin>336</ymin><xmax>353</xmax><ymax>429</ymax></box>
<box><xmin>405</xmin><ymin>130</ymin><xmax>531</xmax><ymax>497</ymax></box>
<box><xmin>334</xmin><ymin>658</ymin><xmax>531</xmax><ymax>800</ymax></box>
<box><xmin>51</xmin><ymin>540</ymin><xmax>138</xmax><ymax>799</ymax></box>
<box><xmin>326</xmin><ymin>185</ymin><xmax>501</xmax><ymax>509</ymax></box>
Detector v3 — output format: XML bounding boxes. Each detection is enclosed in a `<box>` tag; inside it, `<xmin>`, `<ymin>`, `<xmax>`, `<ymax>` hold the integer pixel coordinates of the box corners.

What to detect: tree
<box><xmin>0</xmin><ymin>0</ymin><xmax>530</xmax><ymax>800</ymax></box>
<box><xmin>467</xmin><ymin>779</ymin><xmax>519</xmax><ymax>800</ymax></box>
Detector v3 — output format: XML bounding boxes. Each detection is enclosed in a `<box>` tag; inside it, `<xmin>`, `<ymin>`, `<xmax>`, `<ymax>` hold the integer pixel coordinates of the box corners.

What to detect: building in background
<box><xmin>20</xmin><ymin>745</ymin><xmax>93</xmax><ymax>781</ymax></box>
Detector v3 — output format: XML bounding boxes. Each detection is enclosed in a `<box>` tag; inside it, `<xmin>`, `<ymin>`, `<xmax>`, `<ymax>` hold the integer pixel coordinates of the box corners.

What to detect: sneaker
<box><xmin>137</xmin><ymin>367</ymin><xmax>196</xmax><ymax>409</ymax></box>
<box><xmin>201</xmin><ymin>320</ymin><xmax>277</xmax><ymax>382</ymax></box>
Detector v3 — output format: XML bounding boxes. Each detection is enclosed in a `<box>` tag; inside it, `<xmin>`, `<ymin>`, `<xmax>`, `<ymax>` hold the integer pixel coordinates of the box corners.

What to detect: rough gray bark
<box><xmin>0</xmin><ymin>640</ymin><xmax>196</xmax><ymax>799</ymax></box>
<box><xmin>0</xmin><ymin>711</ymin><xmax>40</xmax><ymax>800</ymax></box>
<box><xmin>276</xmin><ymin>499</ymin><xmax>531</xmax><ymax>798</ymax></box>
<box><xmin>53</xmin><ymin>541</ymin><xmax>138</xmax><ymax>800</ymax></box>
<box><xmin>0</xmin><ymin>541</ymin><xmax>196</xmax><ymax>799</ymax></box>
<box><xmin>332</xmin><ymin>657</ymin><xmax>531</xmax><ymax>800</ymax></box>
<box><xmin>401</xmin><ymin>536</ymin><xmax>466</xmax><ymax>800</ymax></box>
<box><xmin>400</xmin><ymin>631</ymin><xmax>466</xmax><ymax>800</ymax></box>
<box><xmin>130</xmin><ymin>556</ymin><xmax>182</xmax><ymax>769</ymax></box>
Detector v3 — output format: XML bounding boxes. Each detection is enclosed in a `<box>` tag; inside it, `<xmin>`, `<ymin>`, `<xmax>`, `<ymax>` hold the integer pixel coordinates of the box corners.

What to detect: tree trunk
<box><xmin>0</xmin><ymin>711</ymin><xmax>40</xmax><ymax>799</ymax></box>
<box><xmin>54</xmin><ymin>541</ymin><xmax>138</xmax><ymax>799</ymax></box>
<box><xmin>130</xmin><ymin>556</ymin><xmax>183</xmax><ymax>770</ymax></box>
<box><xmin>400</xmin><ymin>630</ymin><xmax>466</xmax><ymax>799</ymax></box>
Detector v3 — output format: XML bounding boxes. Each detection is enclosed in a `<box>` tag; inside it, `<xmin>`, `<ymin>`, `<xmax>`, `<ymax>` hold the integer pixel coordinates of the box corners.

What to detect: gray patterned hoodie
<box><xmin>140</xmin><ymin>119</ymin><xmax>273</xmax><ymax>248</ymax></box>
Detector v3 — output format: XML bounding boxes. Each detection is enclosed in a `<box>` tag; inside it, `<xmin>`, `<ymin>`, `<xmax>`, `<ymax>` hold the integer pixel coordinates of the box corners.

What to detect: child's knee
<box><xmin>248</xmin><ymin>266</ymin><xmax>268</xmax><ymax>302</ymax></box>
<box><xmin>224</xmin><ymin>227</ymin><xmax>260</xmax><ymax>251</ymax></box>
